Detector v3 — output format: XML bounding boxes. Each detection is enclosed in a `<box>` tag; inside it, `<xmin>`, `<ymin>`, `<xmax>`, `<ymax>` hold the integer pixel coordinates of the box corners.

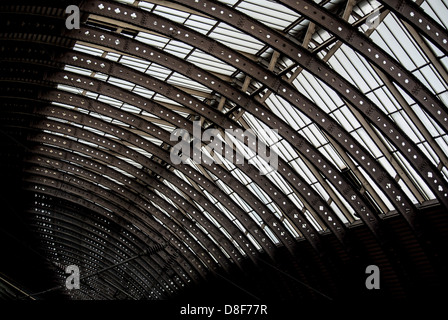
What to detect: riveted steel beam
<box><xmin>30</xmin><ymin>199</ymin><xmax>176</xmax><ymax>285</ymax></box>
<box><xmin>29</xmin><ymin>199</ymin><xmax>193</xmax><ymax>290</ymax></box>
<box><xmin>29</xmin><ymin>218</ymin><xmax>160</xmax><ymax>298</ymax></box>
<box><xmin>2</xmin><ymin>49</ymin><xmax>371</xmax><ymax>253</ymax></box>
<box><xmin>1</xmin><ymin>16</ymin><xmax>387</xmax><ymax>247</ymax></box>
<box><xmin>280</xmin><ymin>0</ymin><xmax>448</xmax><ymax>138</ymax></box>
<box><xmin>0</xmin><ymin>50</ymin><xmax>290</xmax><ymax>257</ymax></box>
<box><xmin>26</xmin><ymin>156</ymin><xmax>226</xmax><ymax>274</ymax></box>
<box><xmin>378</xmin><ymin>0</ymin><xmax>448</xmax><ymax>56</ymax></box>
<box><xmin>26</xmin><ymin>173</ymin><xmax>210</xmax><ymax>282</ymax></box>
<box><xmin>75</xmin><ymin>0</ymin><xmax>446</xmax><ymax>269</ymax></box>
<box><xmin>0</xmin><ymin>56</ymin><xmax>304</xmax><ymax>256</ymax></box>
<box><xmin>29</xmin><ymin>115</ymin><xmax>260</xmax><ymax>262</ymax></box>
<box><xmin>30</xmin><ymin>112</ymin><xmax>267</xmax><ymax>259</ymax></box>
<box><xmin>27</xmin><ymin>148</ymin><xmax>231</xmax><ymax>271</ymax></box>
<box><xmin>160</xmin><ymin>0</ymin><xmax>448</xmax><ymax>217</ymax></box>
<box><xmin>79</xmin><ymin>2</ymin><xmax>398</xmax><ymax>228</ymax></box>
<box><xmin>48</xmin><ymin>49</ymin><xmax>350</xmax><ymax>245</ymax></box>
<box><xmin>29</xmin><ymin>201</ymin><xmax>176</xmax><ymax>287</ymax></box>
<box><xmin>31</xmin><ymin>219</ymin><xmax>180</xmax><ymax>298</ymax></box>
<box><xmin>75</xmin><ymin>2</ymin><xmax>427</xmax><ymax>234</ymax></box>
<box><xmin>26</xmin><ymin>126</ymin><xmax>249</xmax><ymax>267</ymax></box>
<box><xmin>23</xmin><ymin>33</ymin><xmax>356</xmax><ymax>248</ymax></box>
<box><xmin>37</xmin><ymin>86</ymin><xmax>325</xmax><ymax>252</ymax></box>
<box><xmin>38</xmin><ymin>245</ymin><xmax>125</xmax><ymax>299</ymax></box>
<box><xmin>276</xmin><ymin>0</ymin><xmax>448</xmax><ymax>201</ymax></box>
<box><xmin>0</xmin><ymin>34</ymin><xmax>414</xmax><ymax>254</ymax></box>
<box><xmin>27</xmin><ymin>185</ymin><xmax>200</xmax><ymax>285</ymax></box>
<box><xmin>25</xmin><ymin>179</ymin><xmax>205</xmax><ymax>283</ymax></box>
<box><xmin>35</xmin><ymin>236</ymin><xmax>168</xmax><ymax>299</ymax></box>
<box><xmin>395</xmin><ymin>24</ymin><xmax>448</xmax><ymax>169</ymax></box>
<box><xmin>0</xmin><ymin>1</ymin><xmax>440</xmax><ymax>260</ymax></box>
<box><xmin>45</xmin><ymin>57</ymin><xmax>326</xmax><ymax>250</ymax></box>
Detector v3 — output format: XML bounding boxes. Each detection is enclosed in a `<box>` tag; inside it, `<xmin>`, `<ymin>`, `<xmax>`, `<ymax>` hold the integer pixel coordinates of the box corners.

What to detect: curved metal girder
<box><xmin>2</xmin><ymin>3</ymin><xmax>444</xmax><ymax>228</ymax></box>
<box><xmin>26</xmin><ymin>151</ymin><xmax>231</xmax><ymax>272</ymax></box>
<box><xmin>0</xmin><ymin>58</ymin><xmax>296</xmax><ymax>256</ymax></box>
<box><xmin>36</xmin><ymin>236</ymin><xmax>168</xmax><ymax>299</ymax></box>
<box><xmin>30</xmin><ymin>218</ymin><xmax>180</xmax><ymax>297</ymax></box>
<box><xmin>0</xmin><ymin>65</ymin><xmax>259</xmax><ymax>261</ymax></box>
<box><xmin>0</xmin><ymin>0</ymin><xmax>444</xmax><ymax>300</ymax></box>
<box><xmin>0</xmin><ymin>30</ymin><xmax>432</xmax><ymax>266</ymax></box>
<box><xmin>26</xmin><ymin>128</ymin><xmax>249</xmax><ymax>266</ymax></box>
<box><xmin>0</xmin><ymin>52</ymin><xmax>396</xmax><ymax>254</ymax></box>
<box><xmin>1</xmin><ymin>53</ymin><xmax>350</xmax><ymax>250</ymax></box>
<box><xmin>30</xmin><ymin>196</ymin><xmax>186</xmax><ymax>295</ymax></box>
<box><xmin>1</xmin><ymin>18</ymin><xmax>388</xmax><ymax>247</ymax></box>
<box><xmin>25</xmin><ymin>182</ymin><xmax>201</xmax><ymax>285</ymax></box>
<box><xmin>29</xmin><ymin>200</ymin><xmax>194</xmax><ymax>289</ymax></box>
<box><xmin>27</xmin><ymin>179</ymin><xmax>207</xmax><ymax>293</ymax></box>
<box><xmin>38</xmin><ymin>245</ymin><xmax>127</xmax><ymax>299</ymax></box>
<box><xmin>29</xmin><ymin>219</ymin><xmax>163</xmax><ymax>298</ymax></box>
<box><xmin>37</xmin><ymin>88</ymin><xmax>328</xmax><ymax>250</ymax></box>
<box><xmin>0</xmin><ymin>11</ymin><xmax>363</xmax><ymax>239</ymax></box>
<box><xmin>64</xmin><ymin>24</ymin><xmax>390</xmax><ymax>230</ymax></box>
<box><xmin>159</xmin><ymin>0</ymin><xmax>448</xmax><ymax>214</ymax></box>
<box><xmin>26</xmin><ymin>165</ymin><xmax>217</xmax><ymax>277</ymax></box>
<box><xmin>72</xmin><ymin>0</ymin><xmax>445</xmax><ymax>278</ymax></box>
<box><xmin>32</xmin><ymin>190</ymin><xmax>195</xmax><ymax>284</ymax></box>
<box><xmin>29</xmin><ymin>202</ymin><xmax>180</xmax><ymax>289</ymax></box>
<box><xmin>25</xmin><ymin>178</ymin><xmax>206</xmax><ymax>282</ymax></box>
<box><xmin>378</xmin><ymin>0</ymin><xmax>448</xmax><ymax>56</ymax></box>
<box><xmin>275</xmin><ymin>0</ymin><xmax>448</xmax><ymax>202</ymax></box>
<box><xmin>30</xmin><ymin>118</ymin><xmax>265</xmax><ymax>259</ymax></box>
<box><xmin>277</xmin><ymin>0</ymin><xmax>448</xmax><ymax>138</ymax></box>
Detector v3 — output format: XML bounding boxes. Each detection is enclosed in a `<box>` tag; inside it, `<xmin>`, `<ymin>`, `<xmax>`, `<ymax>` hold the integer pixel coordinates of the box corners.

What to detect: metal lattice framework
<box><xmin>1</xmin><ymin>0</ymin><xmax>447</xmax><ymax>299</ymax></box>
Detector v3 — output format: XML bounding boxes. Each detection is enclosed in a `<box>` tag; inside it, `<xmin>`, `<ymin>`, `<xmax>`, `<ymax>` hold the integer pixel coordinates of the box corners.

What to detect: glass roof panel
<box><xmin>22</xmin><ymin>0</ymin><xmax>448</xmax><ymax>295</ymax></box>
<box><xmin>235</xmin><ymin>0</ymin><xmax>300</xmax><ymax>30</ymax></box>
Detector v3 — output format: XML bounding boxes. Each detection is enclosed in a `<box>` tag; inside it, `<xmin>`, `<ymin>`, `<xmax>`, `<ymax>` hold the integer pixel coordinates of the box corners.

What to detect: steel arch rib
<box><xmin>26</xmin><ymin>173</ymin><xmax>210</xmax><ymax>281</ymax></box>
<box><xmin>18</xmin><ymin>75</ymin><xmax>328</xmax><ymax>255</ymax></box>
<box><xmin>25</xmin><ymin>171</ymin><xmax>208</xmax><ymax>282</ymax></box>
<box><xmin>29</xmin><ymin>201</ymin><xmax>177</xmax><ymax>288</ymax></box>
<box><xmin>28</xmin><ymin>187</ymin><xmax>199</xmax><ymax>286</ymax></box>
<box><xmin>0</xmin><ymin>52</ymin><xmax>409</xmax><ymax>250</ymax></box>
<box><xmin>1</xmin><ymin>14</ymin><xmax>411</xmax><ymax>243</ymax></box>
<box><xmin>27</xmin><ymin>149</ymin><xmax>232</xmax><ymax>272</ymax></box>
<box><xmin>29</xmin><ymin>201</ymin><xmax>183</xmax><ymax>293</ymax></box>
<box><xmin>1</xmin><ymin>63</ymin><xmax>322</xmax><ymax>254</ymax></box>
<box><xmin>28</xmin><ymin>218</ymin><xmax>164</xmax><ymax>298</ymax></box>
<box><xmin>158</xmin><ymin>0</ymin><xmax>448</xmax><ymax>211</ymax></box>
<box><xmin>29</xmin><ymin>112</ymin><xmax>260</xmax><ymax>260</ymax></box>
<box><xmin>378</xmin><ymin>0</ymin><xmax>448</xmax><ymax>56</ymax></box>
<box><xmin>29</xmin><ymin>196</ymin><xmax>195</xmax><ymax>288</ymax></box>
<box><xmin>34</xmin><ymin>237</ymin><xmax>166</xmax><ymax>299</ymax></box>
<box><xmin>276</xmin><ymin>0</ymin><xmax>448</xmax><ymax>136</ymax></box>
<box><xmin>27</xmin><ymin>125</ymin><xmax>250</xmax><ymax>266</ymax></box>
<box><xmin>1</xmin><ymin>1</ymin><xmax>446</xmax><ymax>300</ymax></box>
<box><xmin>27</xmin><ymin>158</ymin><xmax>225</xmax><ymax>273</ymax></box>
<box><xmin>0</xmin><ymin>42</ymin><xmax>405</xmax><ymax>245</ymax></box>
<box><xmin>0</xmin><ymin>9</ymin><xmax>373</xmax><ymax>245</ymax></box>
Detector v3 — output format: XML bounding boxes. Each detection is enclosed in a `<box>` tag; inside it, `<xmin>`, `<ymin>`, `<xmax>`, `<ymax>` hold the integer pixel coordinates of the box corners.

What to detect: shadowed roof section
<box><xmin>0</xmin><ymin>0</ymin><xmax>448</xmax><ymax>301</ymax></box>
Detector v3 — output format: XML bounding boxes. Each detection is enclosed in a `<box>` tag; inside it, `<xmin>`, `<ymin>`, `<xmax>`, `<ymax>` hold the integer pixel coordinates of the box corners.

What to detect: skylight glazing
<box><xmin>22</xmin><ymin>0</ymin><xmax>448</xmax><ymax>299</ymax></box>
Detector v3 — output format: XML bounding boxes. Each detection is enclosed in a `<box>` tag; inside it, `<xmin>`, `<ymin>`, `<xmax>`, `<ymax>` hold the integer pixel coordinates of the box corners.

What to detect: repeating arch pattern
<box><xmin>1</xmin><ymin>0</ymin><xmax>448</xmax><ymax>300</ymax></box>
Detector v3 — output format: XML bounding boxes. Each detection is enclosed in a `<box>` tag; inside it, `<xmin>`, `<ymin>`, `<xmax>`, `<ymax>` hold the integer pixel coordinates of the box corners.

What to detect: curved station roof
<box><xmin>1</xmin><ymin>0</ymin><xmax>448</xmax><ymax>301</ymax></box>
